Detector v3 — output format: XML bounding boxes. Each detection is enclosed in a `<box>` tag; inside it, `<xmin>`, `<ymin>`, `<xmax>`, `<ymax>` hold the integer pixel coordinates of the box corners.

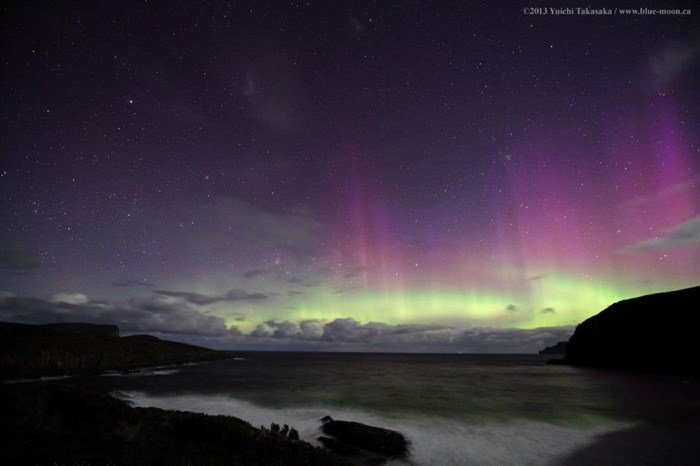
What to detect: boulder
<box><xmin>317</xmin><ymin>436</ymin><xmax>386</xmax><ymax>466</ymax></box>
<box><xmin>319</xmin><ymin>416</ymin><xmax>409</xmax><ymax>461</ymax></box>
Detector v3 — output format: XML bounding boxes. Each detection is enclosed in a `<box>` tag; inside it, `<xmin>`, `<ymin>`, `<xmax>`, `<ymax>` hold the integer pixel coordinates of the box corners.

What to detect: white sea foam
<box><xmin>124</xmin><ymin>391</ymin><xmax>631</xmax><ymax>466</ymax></box>
<box><xmin>3</xmin><ymin>375</ymin><xmax>73</xmax><ymax>384</ymax></box>
<box><xmin>149</xmin><ymin>369</ymin><xmax>180</xmax><ymax>375</ymax></box>
<box><xmin>102</xmin><ymin>368</ymin><xmax>181</xmax><ymax>377</ymax></box>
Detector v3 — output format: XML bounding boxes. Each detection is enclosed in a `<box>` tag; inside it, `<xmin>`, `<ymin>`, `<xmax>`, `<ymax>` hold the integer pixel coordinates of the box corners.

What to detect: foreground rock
<box><xmin>0</xmin><ymin>383</ymin><xmax>351</xmax><ymax>466</ymax></box>
<box><xmin>318</xmin><ymin>416</ymin><xmax>409</xmax><ymax>465</ymax></box>
<box><xmin>564</xmin><ymin>286</ymin><xmax>700</xmax><ymax>372</ymax></box>
<box><xmin>0</xmin><ymin>321</ymin><xmax>230</xmax><ymax>380</ymax></box>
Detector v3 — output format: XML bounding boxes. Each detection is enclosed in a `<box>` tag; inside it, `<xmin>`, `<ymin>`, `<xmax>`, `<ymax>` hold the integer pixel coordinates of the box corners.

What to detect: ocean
<box><xmin>77</xmin><ymin>353</ymin><xmax>700</xmax><ymax>465</ymax></box>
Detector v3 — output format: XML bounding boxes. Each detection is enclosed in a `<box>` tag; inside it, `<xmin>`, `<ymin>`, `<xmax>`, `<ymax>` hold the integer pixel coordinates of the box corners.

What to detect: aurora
<box><xmin>0</xmin><ymin>1</ymin><xmax>698</xmax><ymax>352</ymax></box>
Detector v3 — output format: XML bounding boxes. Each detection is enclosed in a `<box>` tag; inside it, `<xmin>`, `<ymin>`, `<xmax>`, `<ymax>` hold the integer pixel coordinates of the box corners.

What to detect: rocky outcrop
<box><xmin>318</xmin><ymin>416</ymin><xmax>409</xmax><ymax>465</ymax></box>
<box><xmin>0</xmin><ymin>321</ymin><xmax>230</xmax><ymax>380</ymax></box>
<box><xmin>0</xmin><ymin>383</ymin><xmax>351</xmax><ymax>466</ymax></box>
<box><xmin>539</xmin><ymin>341</ymin><xmax>568</xmax><ymax>354</ymax></box>
<box><xmin>564</xmin><ymin>286</ymin><xmax>700</xmax><ymax>372</ymax></box>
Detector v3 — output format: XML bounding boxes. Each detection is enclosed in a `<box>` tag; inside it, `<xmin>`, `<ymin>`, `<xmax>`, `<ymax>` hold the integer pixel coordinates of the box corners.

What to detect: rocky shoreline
<box><xmin>0</xmin><ymin>321</ymin><xmax>412</xmax><ymax>465</ymax></box>
<box><xmin>0</xmin><ymin>382</ymin><xmax>353</xmax><ymax>466</ymax></box>
<box><xmin>0</xmin><ymin>322</ymin><xmax>230</xmax><ymax>380</ymax></box>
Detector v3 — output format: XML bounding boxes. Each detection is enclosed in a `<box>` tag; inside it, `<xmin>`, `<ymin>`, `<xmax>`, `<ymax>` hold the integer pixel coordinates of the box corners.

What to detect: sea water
<box><xmin>76</xmin><ymin>353</ymin><xmax>700</xmax><ymax>465</ymax></box>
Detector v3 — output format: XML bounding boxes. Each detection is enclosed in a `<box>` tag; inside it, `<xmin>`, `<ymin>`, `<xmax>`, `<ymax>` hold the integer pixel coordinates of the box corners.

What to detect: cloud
<box><xmin>625</xmin><ymin>215</ymin><xmax>700</xmax><ymax>252</ymax></box>
<box><xmin>649</xmin><ymin>36</ymin><xmax>700</xmax><ymax>89</ymax></box>
<box><xmin>245</xmin><ymin>317</ymin><xmax>574</xmax><ymax>353</ymax></box>
<box><xmin>264</xmin><ymin>320</ymin><xmax>299</xmax><ymax>338</ymax></box>
<box><xmin>343</xmin><ymin>266</ymin><xmax>367</xmax><ymax>279</ymax></box>
<box><xmin>0</xmin><ymin>293</ymin><xmax>240</xmax><ymax>337</ymax></box>
<box><xmin>0</xmin><ymin>290</ymin><xmax>574</xmax><ymax>353</ymax></box>
<box><xmin>243</xmin><ymin>269</ymin><xmax>268</xmax><ymax>279</ymax></box>
<box><xmin>243</xmin><ymin>45</ymin><xmax>309</xmax><ymax>134</ymax></box>
<box><xmin>299</xmin><ymin>320</ymin><xmax>323</xmax><ymax>338</ymax></box>
<box><xmin>332</xmin><ymin>285</ymin><xmax>360</xmax><ymax>295</ymax></box>
<box><xmin>112</xmin><ymin>278</ymin><xmax>154</xmax><ymax>287</ymax></box>
<box><xmin>250</xmin><ymin>323</ymin><xmax>271</xmax><ymax>337</ymax></box>
<box><xmin>212</xmin><ymin>198</ymin><xmax>323</xmax><ymax>249</ymax></box>
<box><xmin>453</xmin><ymin>326</ymin><xmax>574</xmax><ymax>353</ymax></box>
<box><xmin>622</xmin><ymin>175</ymin><xmax>699</xmax><ymax>208</ymax></box>
<box><xmin>0</xmin><ymin>249</ymin><xmax>41</xmax><ymax>270</ymax></box>
<box><xmin>250</xmin><ymin>319</ymin><xmax>322</xmax><ymax>339</ymax></box>
<box><xmin>253</xmin><ymin>317</ymin><xmax>450</xmax><ymax>345</ymax></box>
<box><xmin>319</xmin><ymin>319</ymin><xmax>459</xmax><ymax>347</ymax></box>
<box><xmin>321</xmin><ymin>318</ymin><xmax>392</xmax><ymax>342</ymax></box>
<box><xmin>153</xmin><ymin>288</ymin><xmax>269</xmax><ymax>305</ymax></box>
<box><xmin>51</xmin><ymin>293</ymin><xmax>89</xmax><ymax>305</ymax></box>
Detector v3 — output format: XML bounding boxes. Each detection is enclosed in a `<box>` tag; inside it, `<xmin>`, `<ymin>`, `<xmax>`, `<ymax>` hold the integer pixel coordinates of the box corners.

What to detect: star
<box><xmin>0</xmin><ymin>0</ymin><xmax>698</xmax><ymax>352</ymax></box>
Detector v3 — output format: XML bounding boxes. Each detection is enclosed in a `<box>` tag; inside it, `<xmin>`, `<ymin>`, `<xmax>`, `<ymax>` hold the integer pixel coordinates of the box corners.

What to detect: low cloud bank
<box><xmin>0</xmin><ymin>293</ymin><xmax>239</xmax><ymax>337</ymax></box>
<box><xmin>0</xmin><ymin>292</ymin><xmax>574</xmax><ymax>353</ymax></box>
<box><xmin>240</xmin><ymin>318</ymin><xmax>574</xmax><ymax>353</ymax></box>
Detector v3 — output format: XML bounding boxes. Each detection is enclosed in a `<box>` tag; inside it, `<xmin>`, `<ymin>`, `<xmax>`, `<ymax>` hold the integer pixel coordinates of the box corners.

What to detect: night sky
<box><xmin>1</xmin><ymin>1</ymin><xmax>698</xmax><ymax>352</ymax></box>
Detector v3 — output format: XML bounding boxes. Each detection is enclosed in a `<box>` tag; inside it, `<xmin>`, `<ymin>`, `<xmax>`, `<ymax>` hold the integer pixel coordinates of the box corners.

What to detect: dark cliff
<box><xmin>564</xmin><ymin>286</ymin><xmax>700</xmax><ymax>372</ymax></box>
<box><xmin>539</xmin><ymin>341</ymin><xmax>568</xmax><ymax>355</ymax></box>
<box><xmin>0</xmin><ymin>321</ymin><xmax>229</xmax><ymax>380</ymax></box>
<box><xmin>42</xmin><ymin>322</ymin><xmax>120</xmax><ymax>338</ymax></box>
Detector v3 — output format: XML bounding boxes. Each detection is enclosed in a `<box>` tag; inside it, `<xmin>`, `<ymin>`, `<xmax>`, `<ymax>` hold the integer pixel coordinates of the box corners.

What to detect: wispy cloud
<box><xmin>649</xmin><ymin>36</ymin><xmax>700</xmax><ymax>89</ymax></box>
<box><xmin>0</xmin><ymin>249</ymin><xmax>41</xmax><ymax>270</ymax></box>
<box><xmin>51</xmin><ymin>292</ymin><xmax>89</xmax><ymax>304</ymax></box>
<box><xmin>622</xmin><ymin>175</ymin><xmax>699</xmax><ymax>208</ymax></box>
<box><xmin>112</xmin><ymin>278</ymin><xmax>154</xmax><ymax>288</ymax></box>
<box><xmin>0</xmin><ymin>293</ymin><xmax>240</xmax><ymax>337</ymax></box>
<box><xmin>153</xmin><ymin>289</ymin><xmax>269</xmax><ymax>305</ymax></box>
<box><xmin>242</xmin><ymin>269</ymin><xmax>269</xmax><ymax>279</ymax></box>
<box><xmin>625</xmin><ymin>215</ymin><xmax>700</xmax><ymax>252</ymax></box>
<box><xmin>343</xmin><ymin>266</ymin><xmax>367</xmax><ymax>279</ymax></box>
<box><xmin>212</xmin><ymin>198</ymin><xmax>324</xmax><ymax>249</ymax></box>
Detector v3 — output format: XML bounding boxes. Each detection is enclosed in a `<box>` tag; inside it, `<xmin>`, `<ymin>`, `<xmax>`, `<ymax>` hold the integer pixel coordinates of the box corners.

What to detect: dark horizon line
<box><xmin>217</xmin><ymin>349</ymin><xmax>551</xmax><ymax>356</ymax></box>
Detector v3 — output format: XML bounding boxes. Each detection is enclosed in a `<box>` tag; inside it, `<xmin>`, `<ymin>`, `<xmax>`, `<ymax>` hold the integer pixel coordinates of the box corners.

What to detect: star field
<box><xmin>1</xmin><ymin>1</ymin><xmax>698</xmax><ymax>351</ymax></box>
